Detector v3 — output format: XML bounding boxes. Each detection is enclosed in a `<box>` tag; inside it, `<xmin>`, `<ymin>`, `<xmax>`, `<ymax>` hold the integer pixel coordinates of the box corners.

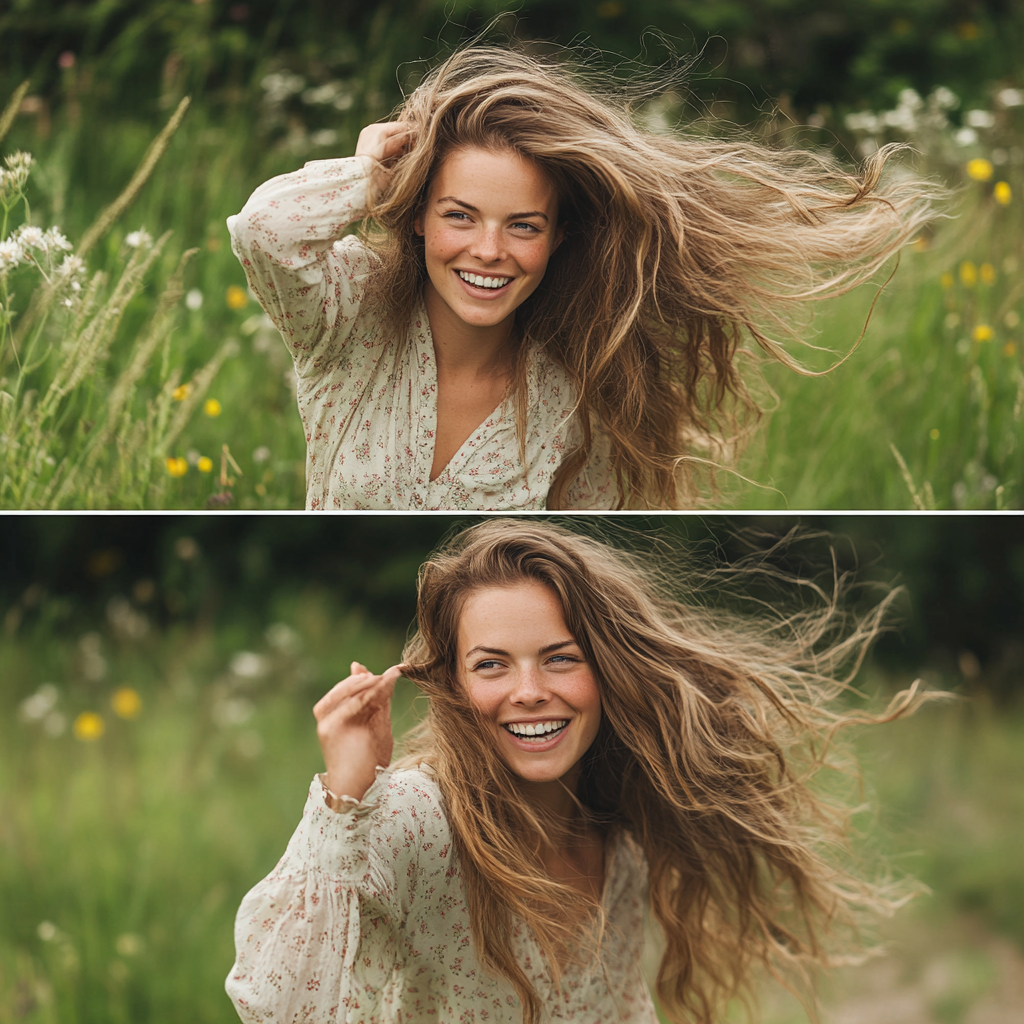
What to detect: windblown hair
<box><xmin>397</xmin><ymin>519</ymin><xmax>935</xmax><ymax>1024</ymax></box>
<box><xmin>363</xmin><ymin>45</ymin><xmax>939</xmax><ymax>509</ymax></box>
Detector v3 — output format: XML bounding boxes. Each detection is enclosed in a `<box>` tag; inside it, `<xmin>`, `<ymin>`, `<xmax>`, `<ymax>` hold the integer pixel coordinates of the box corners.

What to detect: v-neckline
<box><xmin>416</xmin><ymin>304</ymin><xmax>515</xmax><ymax>487</ymax></box>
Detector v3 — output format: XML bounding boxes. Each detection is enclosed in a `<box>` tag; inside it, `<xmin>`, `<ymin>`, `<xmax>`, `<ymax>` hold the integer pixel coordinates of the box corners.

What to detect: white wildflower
<box><xmin>1</xmin><ymin>151</ymin><xmax>33</xmax><ymax>194</ymax></box>
<box><xmin>185</xmin><ymin>288</ymin><xmax>203</xmax><ymax>310</ymax></box>
<box><xmin>43</xmin><ymin>227</ymin><xmax>73</xmax><ymax>252</ymax></box>
<box><xmin>230</xmin><ymin>651</ymin><xmax>268</xmax><ymax>679</ymax></box>
<box><xmin>252</xmin><ymin>445</ymin><xmax>271</xmax><ymax>463</ymax></box>
<box><xmin>17</xmin><ymin>225</ymin><xmax>46</xmax><ymax>250</ymax></box>
<box><xmin>125</xmin><ymin>228</ymin><xmax>151</xmax><ymax>248</ymax></box>
<box><xmin>844</xmin><ymin>111</ymin><xmax>879</xmax><ymax>133</ymax></box>
<box><xmin>4</xmin><ymin>151</ymin><xmax>34</xmax><ymax>174</ymax></box>
<box><xmin>0</xmin><ymin>238</ymin><xmax>26</xmax><ymax>271</ymax></box>
<box><xmin>996</xmin><ymin>87</ymin><xmax>1024</xmax><ymax>108</ymax></box>
<box><xmin>931</xmin><ymin>86</ymin><xmax>959</xmax><ymax>110</ymax></box>
<box><xmin>55</xmin><ymin>254</ymin><xmax>85</xmax><ymax>280</ymax></box>
<box><xmin>897</xmin><ymin>88</ymin><xmax>923</xmax><ymax>111</ymax></box>
<box><xmin>310</xmin><ymin>129</ymin><xmax>338</xmax><ymax>147</ymax></box>
<box><xmin>953</xmin><ymin>127</ymin><xmax>978</xmax><ymax>146</ymax></box>
<box><xmin>965</xmin><ymin>109</ymin><xmax>996</xmax><ymax>129</ymax></box>
<box><xmin>260</xmin><ymin>71</ymin><xmax>306</xmax><ymax>104</ymax></box>
<box><xmin>18</xmin><ymin>684</ymin><xmax>59</xmax><ymax>722</ymax></box>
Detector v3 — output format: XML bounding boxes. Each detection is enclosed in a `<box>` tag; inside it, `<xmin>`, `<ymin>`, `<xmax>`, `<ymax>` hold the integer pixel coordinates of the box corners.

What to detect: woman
<box><xmin>228</xmin><ymin>46</ymin><xmax>936</xmax><ymax>510</ymax></box>
<box><xmin>226</xmin><ymin>520</ymin><xmax>933</xmax><ymax>1023</ymax></box>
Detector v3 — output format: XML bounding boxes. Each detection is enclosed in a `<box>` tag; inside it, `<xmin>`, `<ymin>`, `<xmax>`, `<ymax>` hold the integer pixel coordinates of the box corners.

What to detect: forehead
<box><xmin>428</xmin><ymin>145</ymin><xmax>558</xmax><ymax>215</ymax></box>
<box><xmin>457</xmin><ymin>581</ymin><xmax>570</xmax><ymax>646</ymax></box>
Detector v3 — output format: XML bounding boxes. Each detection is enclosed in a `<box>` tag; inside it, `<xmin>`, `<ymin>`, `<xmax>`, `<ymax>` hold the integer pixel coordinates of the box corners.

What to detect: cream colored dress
<box><xmin>227</xmin><ymin>158</ymin><xmax>616</xmax><ymax>510</ymax></box>
<box><xmin>225</xmin><ymin>769</ymin><xmax>658</xmax><ymax>1024</ymax></box>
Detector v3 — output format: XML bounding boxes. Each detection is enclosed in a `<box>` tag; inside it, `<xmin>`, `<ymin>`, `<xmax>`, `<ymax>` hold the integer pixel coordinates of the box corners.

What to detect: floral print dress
<box><xmin>227</xmin><ymin>158</ymin><xmax>616</xmax><ymax>510</ymax></box>
<box><xmin>226</xmin><ymin>769</ymin><xmax>658</xmax><ymax>1024</ymax></box>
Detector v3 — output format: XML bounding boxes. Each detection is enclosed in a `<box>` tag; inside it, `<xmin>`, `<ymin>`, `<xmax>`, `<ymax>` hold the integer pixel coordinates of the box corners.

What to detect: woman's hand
<box><xmin>313</xmin><ymin>661</ymin><xmax>404</xmax><ymax>804</ymax></box>
<box><xmin>355</xmin><ymin>122</ymin><xmax>414</xmax><ymax>199</ymax></box>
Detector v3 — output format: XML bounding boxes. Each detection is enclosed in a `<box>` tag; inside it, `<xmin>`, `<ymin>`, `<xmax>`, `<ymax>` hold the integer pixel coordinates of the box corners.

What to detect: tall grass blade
<box><xmin>0</xmin><ymin>80</ymin><xmax>30</xmax><ymax>146</ymax></box>
<box><xmin>77</xmin><ymin>97</ymin><xmax>191</xmax><ymax>257</ymax></box>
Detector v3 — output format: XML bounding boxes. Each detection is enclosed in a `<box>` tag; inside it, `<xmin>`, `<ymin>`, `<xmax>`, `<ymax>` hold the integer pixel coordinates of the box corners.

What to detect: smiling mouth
<box><xmin>502</xmin><ymin>719</ymin><xmax>569</xmax><ymax>741</ymax></box>
<box><xmin>456</xmin><ymin>269</ymin><xmax>513</xmax><ymax>291</ymax></box>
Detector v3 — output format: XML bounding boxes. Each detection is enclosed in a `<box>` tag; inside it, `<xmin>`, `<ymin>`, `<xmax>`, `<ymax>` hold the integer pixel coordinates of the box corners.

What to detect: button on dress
<box><xmin>226</xmin><ymin>769</ymin><xmax>659</xmax><ymax>1023</ymax></box>
<box><xmin>228</xmin><ymin>158</ymin><xmax>616</xmax><ymax>510</ymax></box>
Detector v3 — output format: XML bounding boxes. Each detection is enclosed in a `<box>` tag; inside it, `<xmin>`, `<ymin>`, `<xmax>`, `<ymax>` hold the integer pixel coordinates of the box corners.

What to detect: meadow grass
<box><xmin>1</xmin><ymin>77</ymin><xmax>1021</xmax><ymax>509</ymax></box>
<box><xmin>2</xmin><ymin>594</ymin><xmax>1022</xmax><ymax>1024</ymax></box>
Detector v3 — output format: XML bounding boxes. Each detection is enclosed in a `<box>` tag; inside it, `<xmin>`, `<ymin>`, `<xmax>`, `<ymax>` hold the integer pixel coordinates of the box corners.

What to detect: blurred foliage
<box><xmin>3</xmin><ymin>0</ymin><xmax>1023</xmax><ymax>128</ymax></box>
<box><xmin>1</xmin><ymin>586</ymin><xmax>1022</xmax><ymax>1022</ymax></box>
<box><xmin>2</xmin><ymin>515</ymin><xmax>1022</xmax><ymax>697</ymax></box>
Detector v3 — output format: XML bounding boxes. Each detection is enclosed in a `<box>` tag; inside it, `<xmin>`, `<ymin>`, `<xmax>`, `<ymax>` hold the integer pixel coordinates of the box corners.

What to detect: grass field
<box><xmin>1</xmin><ymin>72</ymin><xmax>1021</xmax><ymax>509</ymax></box>
<box><xmin>2</xmin><ymin>584</ymin><xmax>1023</xmax><ymax>1024</ymax></box>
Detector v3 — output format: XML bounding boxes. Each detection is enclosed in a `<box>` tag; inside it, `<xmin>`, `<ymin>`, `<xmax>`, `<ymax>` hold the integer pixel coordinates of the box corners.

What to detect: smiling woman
<box><xmin>226</xmin><ymin>520</ymin><xmax>939</xmax><ymax>1024</ymax></box>
<box><xmin>227</xmin><ymin>44</ymin><xmax>938</xmax><ymax>510</ymax></box>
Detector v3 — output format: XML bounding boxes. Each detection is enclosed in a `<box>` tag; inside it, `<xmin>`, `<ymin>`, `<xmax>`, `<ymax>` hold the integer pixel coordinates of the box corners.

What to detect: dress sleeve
<box><xmin>225</xmin><ymin>772</ymin><xmax>423</xmax><ymax>1024</ymax></box>
<box><xmin>226</xmin><ymin>156</ymin><xmax>376</xmax><ymax>381</ymax></box>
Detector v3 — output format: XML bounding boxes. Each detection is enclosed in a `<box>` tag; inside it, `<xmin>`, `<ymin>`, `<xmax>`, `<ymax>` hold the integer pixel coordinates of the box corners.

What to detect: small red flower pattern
<box><xmin>228</xmin><ymin>158</ymin><xmax>616</xmax><ymax>510</ymax></box>
<box><xmin>226</xmin><ymin>770</ymin><xmax>658</xmax><ymax>1023</ymax></box>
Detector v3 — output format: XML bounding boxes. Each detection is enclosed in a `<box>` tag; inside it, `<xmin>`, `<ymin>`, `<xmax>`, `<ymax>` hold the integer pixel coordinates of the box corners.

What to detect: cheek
<box><xmin>464</xmin><ymin>680</ymin><xmax>503</xmax><ymax>720</ymax></box>
<box><xmin>424</xmin><ymin>226</ymin><xmax>461</xmax><ymax>265</ymax></box>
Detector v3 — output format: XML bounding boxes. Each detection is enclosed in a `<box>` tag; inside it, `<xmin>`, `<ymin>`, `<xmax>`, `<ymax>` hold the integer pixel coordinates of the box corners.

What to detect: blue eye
<box><xmin>512</xmin><ymin>222</ymin><xmax>540</xmax><ymax>232</ymax></box>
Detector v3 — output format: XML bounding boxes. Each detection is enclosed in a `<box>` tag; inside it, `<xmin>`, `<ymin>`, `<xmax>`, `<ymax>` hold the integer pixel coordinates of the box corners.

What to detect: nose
<box><xmin>509</xmin><ymin>664</ymin><xmax>549</xmax><ymax>706</ymax></box>
<box><xmin>468</xmin><ymin>225</ymin><xmax>505</xmax><ymax>264</ymax></box>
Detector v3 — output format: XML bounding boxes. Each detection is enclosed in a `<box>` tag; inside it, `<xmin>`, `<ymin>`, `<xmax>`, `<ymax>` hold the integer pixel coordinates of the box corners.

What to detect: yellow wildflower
<box><xmin>959</xmin><ymin>261</ymin><xmax>977</xmax><ymax>287</ymax></box>
<box><xmin>73</xmin><ymin>712</ymin><xmax>105</xmax><ymax>741</ymax></box>
<box><xmin>166</xmin><ymin>457</ymin><xmax>188</xmax><ymax>477</ymax></box>
<box><xmin>966</xmin><ymin>158</ymin><xmax>993</xmax><ymax>181</ymax></box>
<box><xmin>994</xmin><ymin>181</ymin><xmax>1012</xmax><ymax>205</ymax></box>
<box><xmin>111</xmin><ymin>688</ymin><xmax>142</xmax><ymax>720</ymax></box>
<box><xmin>226</xmin><ymin>285</ymin><xmax>248</xmax><ymax>310</ymax></box>
<box><xmin>172</xmin><ymin>383</ymin><xmax>190</xmax><ymax>401</ymax></box>
<box><xmin>980</xmin><ymin>263</ymin><xmax>995</xmax><ymax>284</ymax></box>
<box><xmin>940</xmin><ymin>272</ymin><xmax>954</xmax><ymax>289</ymax></box>
<box><xmin>197</xmin><ymin>455</ymin><xmax>213</xmax><ymax>472</ymax></box>
<box><xmin>929</xmin><ymin>428</ymin><xmax>940</xmax><ymax>441</ymax></box>
<box><xmin>1004</xmin><ymin>342</ymin><xmax>1017</xmax><ymax>357</ymax></box>
<box><xmin>973</xmin><ymin>324</ymin><xmax>994</xmax><ymax>342</ymax></box>
<box><xmin>204</xmin><ymin>398</ymin><xmax>222</xmax><ymax>417</ymax></box>
<box><xmin>956</xmin><ymin>21</ymin><xmax>979</xmax><ymax>39</ymax></box>
<box><xmin>596</xmin><ymin>1</ymin><xmax>624</xmax><ymax>16</ymax></box>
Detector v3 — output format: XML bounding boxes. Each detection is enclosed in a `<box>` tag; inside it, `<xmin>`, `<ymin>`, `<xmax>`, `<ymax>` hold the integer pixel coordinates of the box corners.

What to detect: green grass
<box><xmin>1</xmin><ymin>74</ymin><xmax>1022</xmax><ymax>508</ymax></box>
<box><xmin>2</xmin><ymin>595</ymin><xmax>1023</xmax><ymax>1024</ymax></box>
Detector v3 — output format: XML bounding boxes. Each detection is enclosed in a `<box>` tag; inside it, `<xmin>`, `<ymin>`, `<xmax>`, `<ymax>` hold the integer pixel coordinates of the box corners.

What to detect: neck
<box><xmin>516</xmin><ymin>763</ymin><xmax>584</xmax><ymax>824</ymax></box>
<box><xmin>423</xmin><ymin>280</ymin><xmax>514</xmax><ymax>376</ymax></box>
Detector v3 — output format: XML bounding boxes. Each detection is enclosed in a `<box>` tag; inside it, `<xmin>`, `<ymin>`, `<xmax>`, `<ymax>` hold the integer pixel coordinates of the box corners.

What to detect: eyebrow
<box><xmin>436</xmin><ymin>196</ymin><xmax>549</xmax><ymax>223</ymax></box>
<box><xmin>464</xmin><ymin>640</ymin><xmax>577</xmax><ymax>660</ymax></box>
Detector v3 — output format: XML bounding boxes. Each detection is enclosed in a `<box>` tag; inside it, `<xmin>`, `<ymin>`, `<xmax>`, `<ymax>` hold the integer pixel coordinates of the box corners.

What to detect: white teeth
<box><xmin>505</xmin><ymin>720</ymin><xmax>568</xmax><ymax>738</ymax></box>
<box><xmin>458</xmin><ymin>271</ymin><xmax>510</xmax><ymax>289</ymax></box>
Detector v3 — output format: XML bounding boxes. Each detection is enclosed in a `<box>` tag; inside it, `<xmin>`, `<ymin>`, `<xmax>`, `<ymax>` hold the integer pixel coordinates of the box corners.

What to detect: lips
<box><xmin>500</xmin><ymin>720</ymin><xmax>570</xmax><ymax>751</ymax></box>
<box><xmin>454</xmin><ymin>269</ymin><xmax>513</xmax><ymax>297</ymax></box>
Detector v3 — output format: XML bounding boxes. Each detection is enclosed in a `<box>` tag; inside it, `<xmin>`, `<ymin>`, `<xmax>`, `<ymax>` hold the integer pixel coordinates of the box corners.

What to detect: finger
<box><xmin>320</xmin><ymin>670</ymin><xmax>397</xmax><ymax>729</ymax></box>
<box><xmin>313</xmin><ymin>669</ymin><xmax>381</xmax><ymax>718</ymax></box>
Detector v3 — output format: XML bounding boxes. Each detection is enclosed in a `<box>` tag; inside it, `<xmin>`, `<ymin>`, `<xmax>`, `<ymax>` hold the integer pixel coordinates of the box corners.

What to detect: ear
<box><xmin>552</xmin><ymin>223</ymin><xmax>566</xmax><ymax>253</ymax></box>
<box><xmin>414</xmin><ymin>210</ymin><xmax>425</xmax><ymax>237</ymax></box>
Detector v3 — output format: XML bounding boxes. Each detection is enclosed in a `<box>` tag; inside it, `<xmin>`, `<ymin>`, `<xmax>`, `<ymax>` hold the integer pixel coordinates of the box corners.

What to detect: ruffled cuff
<box><xmin>294</xmin><ymin>769</ymin><xmax>388</xmax><ymax>879</ymax></box>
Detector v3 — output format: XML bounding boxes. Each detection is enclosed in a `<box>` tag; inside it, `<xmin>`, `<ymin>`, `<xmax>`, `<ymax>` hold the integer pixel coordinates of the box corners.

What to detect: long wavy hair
<box><xmin>396</xmin><ymin>519</ymin><xmax>936</xmax><ymax>1024</ymax></box>
<box><xmin>362</xmin><ymin>45</ymin><xmax>939</xmax><ymax>509</ymax></box>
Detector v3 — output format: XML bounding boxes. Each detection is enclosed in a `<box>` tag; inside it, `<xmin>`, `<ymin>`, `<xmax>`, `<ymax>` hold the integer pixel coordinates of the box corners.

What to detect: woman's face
<box><xmin>457</xmin><ymin>580</ymin><xmax>601</xmax><ymax>787</ymax></box>
<box><xmin>414</xmin><ymin>146</ymin><xmax>563</xmax><ymax>331</ymax></box>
